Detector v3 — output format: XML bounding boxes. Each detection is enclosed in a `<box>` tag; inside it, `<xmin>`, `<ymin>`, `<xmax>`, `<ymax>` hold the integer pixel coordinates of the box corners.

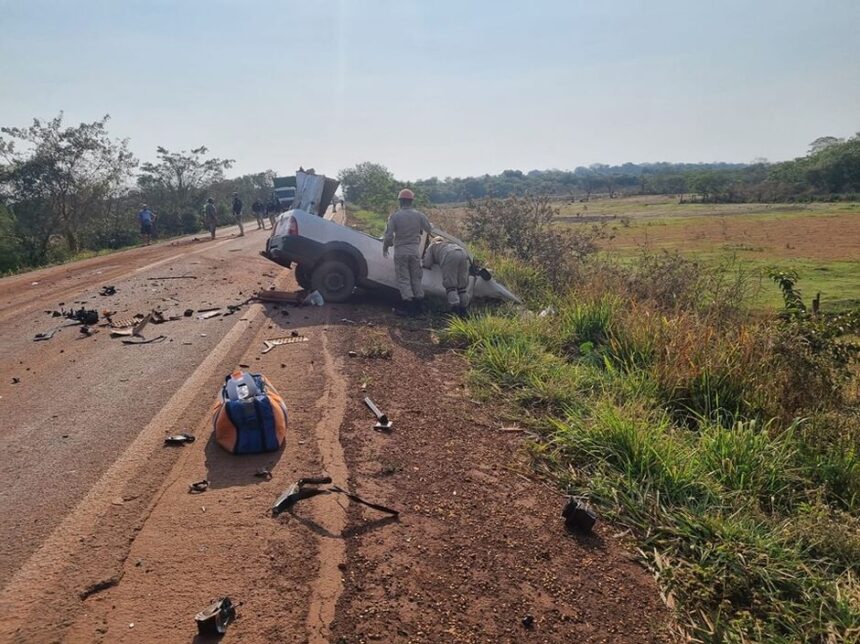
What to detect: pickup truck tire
<box><xmin>295</xmin><ymin>264</ymin><xmax>312</xmax><ymax>290</ymax></box>
<box><xmin>311</xmin><ymin>259</ymin><xmax>355</xmax><ymax>302</ymax></box>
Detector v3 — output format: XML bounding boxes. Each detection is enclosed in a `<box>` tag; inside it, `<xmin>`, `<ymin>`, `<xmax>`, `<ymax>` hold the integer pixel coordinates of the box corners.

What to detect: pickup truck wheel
<box><xmin>295</xmin><ymin>264</ymin><xmax>312</xmax><ymax>290</ymax></box>
<box><xmin>311</xmin><ymin>260</ymin><xmax>355</xmax><ymax>303</ymax></box>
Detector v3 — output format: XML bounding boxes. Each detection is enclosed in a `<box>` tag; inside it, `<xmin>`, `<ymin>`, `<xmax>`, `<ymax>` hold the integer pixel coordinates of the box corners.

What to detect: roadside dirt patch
<box><xmin>328</xmin><ymin>308</ymin><xmax>672</xmax><ymax>642</ymax></box>
<box><xmin>604</xmin><ymin>212</ymin><xmax>860</xmax><ymax>261</ymax></box>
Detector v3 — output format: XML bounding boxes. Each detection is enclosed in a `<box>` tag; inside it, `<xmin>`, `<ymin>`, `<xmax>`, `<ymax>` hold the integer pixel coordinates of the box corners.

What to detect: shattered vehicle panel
<box><xmin>263</xmin><ymin>208</ymin><xmax>521</xmax><ymax>304</ymax></box>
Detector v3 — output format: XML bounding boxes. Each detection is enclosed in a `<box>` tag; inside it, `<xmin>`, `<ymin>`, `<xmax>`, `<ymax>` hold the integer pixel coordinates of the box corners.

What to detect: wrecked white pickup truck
<box><xmin>262</xmin><ymin>207</ymin><xmax>521</xmax><ymax>304</ymax></box>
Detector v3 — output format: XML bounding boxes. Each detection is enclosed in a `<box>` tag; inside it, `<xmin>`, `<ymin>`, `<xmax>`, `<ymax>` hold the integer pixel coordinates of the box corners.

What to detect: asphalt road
<box><xmin>0</xmin><ymin>225</ymin><xmax>282</xmax><ymax>588</ymax></box>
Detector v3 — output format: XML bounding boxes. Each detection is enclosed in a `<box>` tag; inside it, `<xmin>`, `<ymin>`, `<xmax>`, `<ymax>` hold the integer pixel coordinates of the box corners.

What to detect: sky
<box><xmin>1</xmin><ymin>0</ymin><xmax>859</xmax><ymax>180</ymax></box>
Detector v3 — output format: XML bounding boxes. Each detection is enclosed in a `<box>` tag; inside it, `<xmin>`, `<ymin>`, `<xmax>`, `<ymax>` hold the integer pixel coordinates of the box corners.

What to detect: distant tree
<box><xmin>337</xmin><ymin>162</ymin><xmax>396</xmax><ymax>213</ymax></box>
<box><xmin>137</xmin><ymin>146</ymin><xmax>233</xmax><ymax>235</ymax></box>
<box><xmin>808</xmin><ymin>136</ymin><xmax>843</xmax><ymax>155</ymax></box>
<box><xmin>0</xmin><ymin>113</ymin><xmax>136</xmax><ymax>258</ymax></box>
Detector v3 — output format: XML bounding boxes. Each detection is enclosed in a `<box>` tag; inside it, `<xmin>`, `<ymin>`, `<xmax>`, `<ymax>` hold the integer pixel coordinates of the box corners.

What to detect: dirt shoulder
<box><xmin>5</xmin><ymin>294</ymin><xmax>671</xmax><ymax>642</ymax></box>
<box><xmin>328</xmin><ymin>307</ymin><xmax>672</xmax><ymax>642</ymax></box>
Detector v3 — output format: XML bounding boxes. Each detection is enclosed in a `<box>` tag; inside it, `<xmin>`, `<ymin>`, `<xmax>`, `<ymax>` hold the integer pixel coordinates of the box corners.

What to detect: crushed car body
<box><xmin>262</xmin><ymin>206</ymin><xmax>521</xmax><ymax>304</ymax></box>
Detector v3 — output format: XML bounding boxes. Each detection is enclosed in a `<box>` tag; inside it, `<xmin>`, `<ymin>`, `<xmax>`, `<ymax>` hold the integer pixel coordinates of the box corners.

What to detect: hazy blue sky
<box><xmin>2</xmin><ymin>0</ymin><xmax>858</xmax><ymax>180</ymax></box>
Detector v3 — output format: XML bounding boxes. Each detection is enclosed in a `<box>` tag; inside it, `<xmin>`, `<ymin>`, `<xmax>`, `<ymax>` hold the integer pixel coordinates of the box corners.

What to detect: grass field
<box><xmin>555</xmin><ymin>196</ymin><xmax>860</xmax><ymax>310</ymax></box>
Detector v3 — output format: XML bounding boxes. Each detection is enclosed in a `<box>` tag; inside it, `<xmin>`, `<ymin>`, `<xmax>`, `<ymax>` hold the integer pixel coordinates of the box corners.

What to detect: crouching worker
<box><xmin>383</xmin><ymin>188</ymin><xmax>432</xmax><ymax>317</ymax></box>
<box><xmin>423</xmin><ymin>237</ymin><xmax>470</xmax><ymax>316</ymax></box>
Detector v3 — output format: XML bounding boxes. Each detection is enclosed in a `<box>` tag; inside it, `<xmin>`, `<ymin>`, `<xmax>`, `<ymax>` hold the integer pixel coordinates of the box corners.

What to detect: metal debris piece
<box><xmin>121</xmin><ymin>335</ymin><xmax>166</xmax><ymax>345</ymax></box>
<box><xmin>254</xmin><ymin>468</ymin><xmax>273</xmax><ymax>480</ymax></box>
<box><xmin>11</xmin><ymin>377</ymin><xmax>20</xmax><ymax>384</ymax></box>
<box><xmin>147</xmin><ymin>275</ymin><xmax>197</xmax><ymax>280</ymax></box>
<box><xmin>99</xmin><ymin>285</ymin><xmax>117</xmax><ymax>296</ymax></box>
<box><xmin>364</xmin><ymin>397</ymin><xmax>393</xmax><ymax>431</ymax></box>
<box><xmin>188</xmin><ymin>479</ymin><xmax>210</xmax><ymax>494</ymax></box>
<box><xmin>110</xmin><ymin>313</ymin><xmax>151</xmax><ymax>337</ymax></box>
<box><xmin>261</xmin><ymin>335</ymin><xmax>308</xmax><ymax>353</ymax></box>
<box><xmin>80</xmin><ymin>325</ymin><xmax>98</xmax><ymax>336</ymax></box>
<box><xmin>34</xmin><ymin>328</ymin><xmax>60</xmax><ymax>341</ymax></box>
<box><xmin>522</xmin><ymin>615</ymin><xmax>535</xmax><ymax>630</ymax></box>
<box><xmin>164</xmin><ymin>433</ymin><xmax>195</xmax><ymax>446</ymax></box>
<box><xmin>195</xmin><ymin>597</ymin><xmax>236</xmax><ymax>636</ymax></box>
<box><xmin>272</xmin><ymin>476</ymin><xmax>333</xmax><ymax>515</ymax></box>
<box><xmin>562</xmin><ymin>498</ymin><xmax>597</xmax><ymax>533</ymax></box>
<box><xmin>68</xmin><ymin>308</ymin><xmax>99</xmax><ymax>325</ymax></box>
<box><xmin>197</xmin><ymin>310</ymin><xmax>222</xmax><ymax>320</ymax></box>
<box><xmin>107</xmin><ymin>314</ymin><xmax>144</xmax><ymax>329</ymax></box>
<box><xmin>272</xmin><ymin>476</ymin><xmax>399</xmax><ymax>517</ymax></box>
<box><xmin>183</xmin><ymin>309</ymin><xmax>194</xmax><ymax>317</ymax></box>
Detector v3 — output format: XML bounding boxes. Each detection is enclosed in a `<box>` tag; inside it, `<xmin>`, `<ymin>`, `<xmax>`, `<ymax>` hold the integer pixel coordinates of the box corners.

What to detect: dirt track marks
<box><xmin>305</xmin><ymin>321</ymin><xmax>349</xmax><ymax>643</ymax></box>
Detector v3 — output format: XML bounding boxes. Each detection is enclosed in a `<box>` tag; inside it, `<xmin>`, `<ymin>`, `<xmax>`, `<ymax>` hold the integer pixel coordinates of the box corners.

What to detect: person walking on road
<box><xmin>383</xmin><ymin>188</ymin><xmax>432</xmax><ymax>317</ymax></box>
<box><xmin>137</xmin><ymin>204</ymin><xmax>156</xmax><ymax>245</ymax></box>
<box><xmin>203</xmin><ymin>197</ymin><xmax>217</xmax><ymax>239</ymax></box>
<box><xmin>232</xmin><ymin>192</ymin><xmax>245</xmax><ymax>237</ymax></box>
<box><xmin>423</xmin><ymin>236</ymin><xmax>471</xmax><ymax>316</ymax></box>
<box><xmin>252</xmin><ymin>198</ymin><xmax>266</xmax><ymax>230</ymax></box>
<box><xmin>266</xmin><ymin>197</ymin><xmax>280</xmax><ymax>229</ymax></box>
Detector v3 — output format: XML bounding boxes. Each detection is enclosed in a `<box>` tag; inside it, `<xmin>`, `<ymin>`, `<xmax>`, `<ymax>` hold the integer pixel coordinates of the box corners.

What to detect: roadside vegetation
<box><xmin>443</xmin><ymin>196</ymin><xmax>860</xmax><ymax>642</ymax></box>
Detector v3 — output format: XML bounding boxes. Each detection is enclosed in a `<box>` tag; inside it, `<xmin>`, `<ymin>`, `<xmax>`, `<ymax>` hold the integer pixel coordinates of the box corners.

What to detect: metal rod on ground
<box><xmin>363</xmin><ymin>397</ymin><xmax>393</xmax><ymax>431</ymax></box>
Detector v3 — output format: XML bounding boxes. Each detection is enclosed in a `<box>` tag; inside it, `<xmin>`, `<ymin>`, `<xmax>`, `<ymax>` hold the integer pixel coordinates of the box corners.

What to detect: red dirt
<box><xmin>0</xmin><ymin>225</ymin><xmax>672</xmax><ymax>642</ymax></box>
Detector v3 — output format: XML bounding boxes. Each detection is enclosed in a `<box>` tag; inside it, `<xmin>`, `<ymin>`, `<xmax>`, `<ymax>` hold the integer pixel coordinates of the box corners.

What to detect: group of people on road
<box><xmin>137</xmin><ymin>193</ymin><xmax>282</xmax><ymax>244</ymax></box>
<box><xmin>383</xmin><ymin>188</ymin><xmax>471</xmax><ymax>317</ymax></box>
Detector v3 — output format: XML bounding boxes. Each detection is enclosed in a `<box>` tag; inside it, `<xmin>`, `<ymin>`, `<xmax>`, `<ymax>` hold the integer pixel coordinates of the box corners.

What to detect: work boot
<box><xmin>411</xmin><ymin>298</ymin><xmax>425</xmax><ymax>318</ymax></box>
<box><xmin>393</xmin><ymin>300</ymin><xmax>412</xmax><ymax>317</ymax></box>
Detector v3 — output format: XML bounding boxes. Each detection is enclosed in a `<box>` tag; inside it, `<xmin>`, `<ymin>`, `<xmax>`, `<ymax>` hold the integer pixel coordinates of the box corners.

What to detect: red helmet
<box><xmin>398</xmin><ymin>188</ymin><xmax>415</xmax><ymax>200</ymax></box>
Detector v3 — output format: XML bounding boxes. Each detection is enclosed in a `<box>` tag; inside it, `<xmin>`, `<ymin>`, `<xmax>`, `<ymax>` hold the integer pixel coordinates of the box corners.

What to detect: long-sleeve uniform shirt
<box><xmin>382</xmin><ymin>208</ymin><xmax>432</xmax><ymax>257</ymax></box>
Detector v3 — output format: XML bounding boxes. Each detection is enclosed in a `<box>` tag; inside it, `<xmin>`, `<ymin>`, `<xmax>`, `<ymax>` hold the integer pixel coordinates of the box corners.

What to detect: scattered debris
<box><xmin>110</xmin><ymin>313</ymin><xmax>151</xmax><ymax>337</ymax></box>
<box><xmin>364</xmin><ymin>397</ymin><xmax>393</xmax><ymax>431</ymax></box>
<box><xmin>121</xmin><ymin>335</ymin><xmax>166</xmax><ymax>345</ymax></box>
<box><xmin>499</xmin><ymin>426</ymin><xmax>525</xmax><ymax>433</ymax></box>
<box><xmin>188</xmin><ymin>479</ymin><xmax>210</xmax><ymax>494</ymax></box>
<box><xmin>11</xmin><ymin>377</ymin><xmax>20</xmax><ymax>385</ymax></box>
<box><xmin>522</xmin><ymin>614</ymin><xmax>535</xmax><ymax>630</ymax></box>
<box><xmin>147</xmin><ymin>275</ymin><xmax>197</xmax><ymax>280</ymax></box>
<box><xmin>80</xmin><ymin>325</ymin><xmax>98</xmax><ymax>336</ymax></box>
<box><xmin>538</xmin><ymin>306</ymin><xmax>557</xmax><ymax>318</ymax></box>
<box><xmin>562</xmin><ymin>498</ymin><xmax>597</xmax><ymax>533</ymax></box>
<box><xmin>261</xmin><ymin>335</ymin><xmax>308</xmax><ymax>353</ymax></box>
<box><xmin>107</xmin><ymin>313</ymin><xmax>144</xmax><ymax>329</ymax></box>
<box><xmin>195</xmin><ymin>597</ymin><xmax>236</xmax><ymax>636</ymax></box>
<box><xmin>99</xmin><ymin>285</ymin><xmax>117</xmax><ymax>296</ymax></box>
<box><xmin>341</xmin><ymin>318</ymin><xmax>357</xmax><ymax>324</ymax></box>
<box><xmin>164</xmin><ymin>433</ymin><xmax>195</xmax><ymax>446</ymax></box>
<box><xmin>34</xmin><ymin>327</ymin><xmax>61</xmax><ymax>341</ymax></box>
<box><xmin>197</xmin><ymin>310</ymin><xmax>222</xmax><ymax>320</ymax></box>
<box><xmin>68</xmin><ymin>308</ymin><xmax>99</xmax><ymax>325</ymax></box>
<box><xmin>254</xmin><ymin>468</ymin><xmax>273</xmax><ymax>480</ymax></box>
<box><xmin>347</xmin><ymin>350</ymin><xmax>358</xmax><ymax>358</ymax></box>
<box><xmin>150</xmin><ymin>310</ymin><xmax>179</xmax><ymax>324</ymax></box>
<box><xmin>183</xmin><ymin>309</ymin><xmax>194</xmax><ymax>317</ymax></box>
<box><xmin>302</xmin><ymin>290</ymin><xmax>325</xmax><ymax>306</ymax></box>
<box><xmin>272</xmin><ymin>475</ymin><xmax>399</xmax><ymax>517</ymax></box>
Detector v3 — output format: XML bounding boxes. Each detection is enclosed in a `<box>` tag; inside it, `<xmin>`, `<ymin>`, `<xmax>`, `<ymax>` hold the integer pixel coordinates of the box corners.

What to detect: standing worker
<box><xmin>382</xmin><ymin>188</ymin><xmax>432</xmax><ymax>317</ymax></box>
<box><xmin>203</xmin><ymin>197</ymin><xmax>217</xmax><ymax>239</ymax></box>
<box><xmin>232</xmin><ymin>192</ymin><xmax>245</xmax><ymax>237</ymax></box>
<box><xmin>266</xmin><ymin>197</ymin><xmax>280</xmax><ymax>229</ymax></box>
<box><xmin>252</xmin><ymin>198</ymin><xmax>266</xmax><ymax>230</ymax></box>
<box><xmin>137</xmin><ymin>204</ymin><xmax>156</xmax><ymax>245</ymax></box>
<box><xmin>423</xmin><ymin>236</ymin><xmax>471</xmax><ymax>316</ymax></box>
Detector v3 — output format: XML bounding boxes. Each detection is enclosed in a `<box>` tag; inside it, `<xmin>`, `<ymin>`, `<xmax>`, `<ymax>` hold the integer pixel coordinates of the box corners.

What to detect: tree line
<box><xmin>3</xmin><ymin>112</ymin><xmax>857</xmax><ymax>274</ymax></box>
<box><xmin>0</xmin><ymin>114</ymin><xmax>277</xmax><ymax>273</ymax></box>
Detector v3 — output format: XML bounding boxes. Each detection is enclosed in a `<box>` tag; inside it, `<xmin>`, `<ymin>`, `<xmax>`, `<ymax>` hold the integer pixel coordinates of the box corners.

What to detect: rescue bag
<box><xmin>212</xmin><ymin>370</ymin><xmax>287</xmax><ymax>454</ymax></box>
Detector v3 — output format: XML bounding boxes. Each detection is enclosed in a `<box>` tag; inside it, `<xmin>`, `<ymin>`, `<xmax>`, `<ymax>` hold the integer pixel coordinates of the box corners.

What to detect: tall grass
<box><xmin>445</xmin><ymin>252</ymin><xmax>860</xmax><ymax>642</ymax></box>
